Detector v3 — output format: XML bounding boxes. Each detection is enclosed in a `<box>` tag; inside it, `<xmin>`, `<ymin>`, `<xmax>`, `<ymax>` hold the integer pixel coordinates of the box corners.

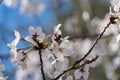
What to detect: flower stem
<box><xmin>53</xmin><ymin>55</ymin><xmax>98</xmax><ymax>80</ymax></box>
<box><xmin>38</xmin><ymin>48</ymin><xmax>46</xmax><ymax>80</ymax></box>
<box><xmin>34</xmin><ymin>38</ymin><xmax>46</xmax><ymax>80</ymax></box>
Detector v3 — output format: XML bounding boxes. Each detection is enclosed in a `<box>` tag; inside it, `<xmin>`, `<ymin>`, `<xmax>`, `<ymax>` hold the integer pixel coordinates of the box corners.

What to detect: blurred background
<box><xmin>0</xmin><ymin>0</ymin><xmax>120</xmax><ymax>80</ymax></box>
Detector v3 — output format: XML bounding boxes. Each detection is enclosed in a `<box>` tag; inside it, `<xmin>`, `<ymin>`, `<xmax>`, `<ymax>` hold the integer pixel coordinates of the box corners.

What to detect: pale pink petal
<box><xmin>116</xmin><ymin>34</ymin><xmax>120</xmax><ymax>43</ymax></box>
<box><xmin>74</xmin><ymin>69</ymin><xmax>82</xmax><ymax>79</ymax></box>
<box><xmin>66</xmin><ymin>75</ymin><xmax>73</xmax><ymax>80</ymax></box>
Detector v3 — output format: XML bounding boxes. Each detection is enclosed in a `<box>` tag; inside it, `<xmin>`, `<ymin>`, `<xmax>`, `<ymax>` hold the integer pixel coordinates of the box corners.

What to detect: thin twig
<box><xmin>53</xmin><ymin>56</ymin><xmax>98</xmax><ymax>80</ymax></box>
<box><xmin>73</xmin><ymin>21</ymin><xmax>111</xmax><ymax>66</ymax></box>
<box><xmin>74</xmin><ymin>55</ymin><xmax>98</xmax><ymax>69</ymax></box>
<box><xmin>53</xmin><ymin>21</ymin><xmax>111</xmax><ymax>80</ymax></box>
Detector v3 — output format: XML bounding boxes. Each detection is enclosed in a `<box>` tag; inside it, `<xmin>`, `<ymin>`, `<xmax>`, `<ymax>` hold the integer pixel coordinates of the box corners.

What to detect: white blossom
<box><xmin>52</xmin><ymin>24</ymin><xmax>62</xmax><ymax>41</ymax></box>
<box><xmin>20</xmin><ymin>0</ymin><xmax>45</xmax><ymax>15</ymax></box>
<box><xmin>7</xmin><ymin>30</ymin><xmax>21</xmax><ymax>58</ymax></box>
<box><xmin>12</xmin><ymin>58</ymin><xmax>27</xmax><ymax>70</ymax></box>
<box><xmin>50</xmin><ymin>36</ymin><xmax>74</xmax><ymax>62</ymax></box>
<box><xmin>11</xmin><ymin>49</ymin><xmax>31</xmax><ymax>69</ymax></box>
<box><xmin>16</xmin><ymin>68</ymin><xmax>42</xmax><ymax>80</ymax></box>
<box><xmin>74</xmin><ymin>59</ymin><xmax>97</xmax><ymax>80</ymax></box>
<box><xmin>50</xmin><ymin>58</ymin><xmax>69</xmax><ymax>71</ymax></box>
<box><xmin>66</xmin><ymin>75</ymin><xmax>73</xmax><ymax>80</ymax></box>
<box><xmin>4</xmin><ymin>0</ymin><xmax>19</xmax><ymax>8</ymax></box>
<box><xmin>0</xmin><ymin>59</ymin><xmax>7</xmax><ymax>80</ymax></box>
<box><xmin>74</xmin><ymin>64</ymin><xmax>89</xmax><ymax>80</ymax></box>
<box><xmin>7</xmin><ymin>24</ymin><xmax>100</xmax><ymax>80</ymax></box>
<box><xmin>25</xmin><ymin>26</ymin><xmax>45</xmax><ymax>46</ymax></box>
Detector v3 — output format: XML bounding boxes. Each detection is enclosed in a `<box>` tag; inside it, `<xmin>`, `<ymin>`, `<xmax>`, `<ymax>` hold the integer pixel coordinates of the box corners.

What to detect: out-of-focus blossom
<box><xmin>16</xmin><ymin>69</ymin><xmax>42</xmax><ymax>80</ymax></box>
<box><xmin>90</xmin><ymin>16</ymin><xmax>118</xmax><ymax>36</ymax></box>
<box><xmin>4</xmin><ymin>0</ymin><xmax>45</xmax><ymax>15</ymax></box>
<box><xmin>64</xmin><ymin>15</ymin><xmax>80</xmax><ymax>33</ymax></box>
<box><xmin>108</xmin><ymin>37</ymin><xmax>119</xmax><ymax>53</ymax></box>
<box><xmin>20</xmin><ymin>0</ymin><xmax>45</xmax><ymax>15</ymax></box>
<box><xmin>4</xmin><ymin>0</ymin><xmax>19</xmax><ymax>8</ymax></box>
<box><xmin>105</xmin><ymin>63</ymin><xmax>117</xmax><ymax>80</ymax></box>
<box><xmin>82</xmin><ymin>11</ymin><xmax>90</xmax><ymax>22</ymax></box>
<box><xmin>113</xmin><ymin>57</ymin><xmax>120</xmax><ymax>68</ymax></box>
<box><xmin>0</xmin><ymin>59</ymin><xmax>7</xmax><ymax>80</ymax></box>
<box><xmin>73</xmin><ymin>39</ymin><xmax>92</xmax><ymax>57</ymax></box>
<box><xmin>116</xmin><ymin>34</ymin><xmax>120</xmax><ymax>43</ymax></box>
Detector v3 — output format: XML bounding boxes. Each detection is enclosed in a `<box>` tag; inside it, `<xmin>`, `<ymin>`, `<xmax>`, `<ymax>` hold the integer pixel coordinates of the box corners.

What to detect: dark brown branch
<box><xmin>38</xmin><ymin>48</ymin><xmax>46</xmax><ymax>80</ymax></box>
<box><xmin>73</xmin><ymin>21</ymin><xmax>111</xmax><ymax>66</ymax></box>
<box><xmin>53</xmin><ymin>56</ymin><xmax>98</xmax><ymax>80</ymax></box>
<box><xmin>53</xmin><ymin>21</ymin><xmax>111</xmax><ymax>80</ymax></box>
<box><xmin>74</xmin><ymin>55</ymin><xmax>99</xmax><ymax>69</ymax></box>
<box><xmin>33</xmin><ymin>37</ymin><xmax>46</xmax><ymax>80</ymax></box>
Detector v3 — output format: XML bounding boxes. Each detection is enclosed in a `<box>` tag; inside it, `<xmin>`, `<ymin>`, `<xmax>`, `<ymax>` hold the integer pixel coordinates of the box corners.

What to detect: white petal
<box><xmin>54</xmin><ymin>71</ymin><xmax>61</xmax><ymax>78</ymax></box>
<box><xmin>54</xmin><ymin>24</ymin><xmax>62</xmax><ymax>35</ymax></box>
<box><xmin>36</xmin><ymin>27</ymin><xmax>42</xmax><ymax>35</ymax></box>
<box><xmin>55</xmin><ymin>24</ymin><xmax>62</xmax><ymax>32</ymax></box>
<box><xmin>116</xmin><ymin>34</ymin><xmax>120</xmax><ymax>43</ymax></box>
<box><xmin>57</xmin><ymin>52</ymin><xmax>64</xmax><ymax>61</ymax></box>
<box><xmin>66</xmin><ymin>75</ymin><xmax>73</xmax><ymax>80</ymax></box>
<box><xmin>37</xmin><ymin>33</ymin><xmax>45</xmax><ymax>40</ymax></box>
<box><xmin>83</xmin><ymin>71</ymin><xmax>89</xmax><ymax>80</ymax></box>
<box><xmin>14</xmin><ymin>30</ymin><xmax>21</xmax><ymax>40</ymax></box>
<box><xmin>74</xmin><ymin>69</ymin><xmax>82</xmax><ymax>79</ymax></box>
<box><xmin>60</xmin><ymin>39</ymin><xmax>73</xmax><ymax>56</ymax></box>
<box><xmin>27</xmin><ymin>50</ymin><xmax>40</xmax><ymax>67</ymax></box>
<box><xmin>12</xmin><ymin>59</ymin><xmax>27</xmax><ymax>69</ymax></box>
<box><xmin>29</xmin><ymin>26</ymin><xmax>35</xmax><ymax>35</ymax></box>
<box><xmin>82</xmin><ymin>65</ymin><xmax>90</xmax><ymax>80</ymax></box>
<box><xmin>50</xmin><ymin>59</ymin><xmax>65</xmax><ymax>71</ymax></box>
<box><xmin>25</xmin><ymin>36</ymin><xmax>37</xmax><ymax>46</ymax></box>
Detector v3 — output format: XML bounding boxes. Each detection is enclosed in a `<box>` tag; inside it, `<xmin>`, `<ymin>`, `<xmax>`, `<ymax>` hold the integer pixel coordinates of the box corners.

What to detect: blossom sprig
<box><xmin>7</xmin><ymin>22</ymin><xmax>112</xmax><ymax>80</ymax></box>
<box><xmin>52</xmin><ymin>19</ymin><xmax>112</xmax><ymax>80</ymax></box>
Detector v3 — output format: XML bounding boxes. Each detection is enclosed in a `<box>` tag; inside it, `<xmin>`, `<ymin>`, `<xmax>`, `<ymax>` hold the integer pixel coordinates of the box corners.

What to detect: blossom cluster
<box><xmin>3</xmin><ymin>0</ymin><xmax>45</xmax><ymax>15</ymax></box>
<box><xmin>6</xmin><ymin>0</ymin><xmax>120</xmax><ymax>80</ymax></box>
<box><xmin>7</xmin><ymin>24</ymin><xmax>100</xmax><ymax>80</ymax></box>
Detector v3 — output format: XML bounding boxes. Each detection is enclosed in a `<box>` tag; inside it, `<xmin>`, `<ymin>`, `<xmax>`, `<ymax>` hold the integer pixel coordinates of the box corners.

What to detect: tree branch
<box><xmin>53</xmin><ymin>21</ymin><xmax>111</xmax><ymax>80</ymax></box>
<box><xmin>73</xmin><ymin>21</ymin><xmax>111</xmax><ymax>66</ymax></box>
<box><xmin>33</xmin><ymin>37</ymin><xmax>46</xmax><ymax>80</ymax></box>
<box><xmin>38</xmin><ymin>48</ymin><xmax>46</xmax><ymax>80</ymax></box>
<box><xmin>53</xmin><ymin>55</ymin><xmax>98</xmax><ymax>80</ymax></box>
